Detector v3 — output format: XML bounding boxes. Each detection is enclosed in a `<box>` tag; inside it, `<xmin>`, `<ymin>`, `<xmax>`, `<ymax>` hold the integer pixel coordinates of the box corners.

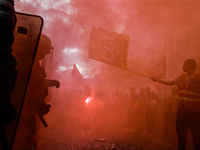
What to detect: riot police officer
<box><xmin>0</xmin><ymin>0</ymin><xmax>17</xmax><ymax>127</ymax></box>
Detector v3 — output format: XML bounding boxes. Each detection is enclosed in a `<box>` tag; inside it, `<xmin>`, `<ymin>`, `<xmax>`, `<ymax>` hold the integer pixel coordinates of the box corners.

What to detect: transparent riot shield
<box><xmin>2</xmin><ymin>12</ymin><xmax>43</xmax><ymax>150</ymax></box>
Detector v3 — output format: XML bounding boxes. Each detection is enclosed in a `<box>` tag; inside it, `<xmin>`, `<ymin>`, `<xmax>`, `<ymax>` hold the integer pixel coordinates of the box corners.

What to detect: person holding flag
<box><xmin>151</xmin><ymin>59</ymin><xmax>200</xmax><ymax>150</ymax></box>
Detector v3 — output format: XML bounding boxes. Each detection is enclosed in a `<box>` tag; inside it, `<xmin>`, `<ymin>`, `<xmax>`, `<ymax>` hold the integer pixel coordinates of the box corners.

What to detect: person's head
<box><xmin>36</xmin><ymin>34</ymin><xmax>54</xmax><ymax>60</ymax></box>
<box><xmin>182</xmin><ymin>59</ymin><xmax>197</xmax><ymax>73</ymax></box>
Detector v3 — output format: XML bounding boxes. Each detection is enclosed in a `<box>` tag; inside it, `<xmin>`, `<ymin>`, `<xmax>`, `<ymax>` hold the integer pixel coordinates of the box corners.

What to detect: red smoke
<box><xmin>13</xmin><ymin>1</ymin><xmax>200</xmax><ymax>148</ymax></box>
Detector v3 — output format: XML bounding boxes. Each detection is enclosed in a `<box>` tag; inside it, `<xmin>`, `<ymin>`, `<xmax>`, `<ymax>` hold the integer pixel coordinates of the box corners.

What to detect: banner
<box><xmin>72</xmin><ymin>64</ymin><xmax>82</xmax><ymax>80</ymax></box>
<box><xmin>89</xmin><ymin>27</ymin><xmax>130</xmax><ymax>69</ymax></box>
<box><xmin>148</xmin><ymin>57</ymin><xmax>166</xmax><ymax>79</ymax></box>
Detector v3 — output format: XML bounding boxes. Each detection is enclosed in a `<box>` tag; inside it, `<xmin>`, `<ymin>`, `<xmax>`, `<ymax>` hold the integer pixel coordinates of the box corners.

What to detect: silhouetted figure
<box><xmin>162</xmin><ymin>86</ymin><xmax>178</xmax><ymax>144</ymax></box>
<box><xmin>114</xmin><ymin>90</ymin><xmax>127</xmax><ymax>129</ymax></box>
<box><xmin>133</xmin><ymin>88</ymin><xmax>145</xmax><ymax>136</ymax></box>
<box><xmin>67</xmin><ymin>90</ymin><xmax>83</xmax><ymax>125</ymax></box>
<box><xmin>127</xmin><ymin>87</ymin><xmax>136</xmax><ymax>132</ymax></box>
<box><xmin>152</xmin><ymin>59</ymin><xmax>200</xmax><ymax>150</ymax></box>
<box><xmin>13</xmin><ymin>34</ymin><xmax>60</xmax><ymax>150</ymax></box>
<box><xmin>144</xmin><ymin>87</ymin><xmax>159</xmax><ymax>137</ymax></box>
<box><xmin>0</xmin><ymin>0</ymin><xmax>17</xmax><ymax>149</ymax></box>
<box><xmin>0</xmin><ymin>0</ymin><xmax>17</xmax><ymax>127</ymax></box>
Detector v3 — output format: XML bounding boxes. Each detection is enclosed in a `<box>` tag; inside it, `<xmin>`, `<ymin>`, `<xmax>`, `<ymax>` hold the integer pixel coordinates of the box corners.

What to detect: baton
<box><xmin>37</xmin><ymin>113</ymin><xmax>48</xmax><ymax>127</ymax></box>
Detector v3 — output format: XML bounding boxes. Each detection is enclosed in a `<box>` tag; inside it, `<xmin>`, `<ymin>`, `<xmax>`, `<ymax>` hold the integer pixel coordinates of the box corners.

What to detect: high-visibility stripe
<box><xmin>178</xmin><ymin>90</ymin><xmax>200</xmax><ymax>98</ymax></box>
<box><xmin>177</xmin><ymin>97</ymin><xmax>200</xmax><ymax>102</ymax></box>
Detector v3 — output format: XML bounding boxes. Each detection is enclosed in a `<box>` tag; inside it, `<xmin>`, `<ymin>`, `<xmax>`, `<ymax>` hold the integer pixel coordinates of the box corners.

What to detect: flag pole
<box><xmin>122</xmin><ymin>68</ymin><xmax>151</xmax><ymax>79</ymax></box>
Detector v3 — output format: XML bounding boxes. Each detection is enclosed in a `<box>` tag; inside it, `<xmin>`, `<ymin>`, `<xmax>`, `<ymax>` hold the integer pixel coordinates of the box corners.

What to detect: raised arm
<box><xmin>151</xmin><ymin>77</ymin><xmax>175</xmax><ymax>86</ymax></box>
<box><xmin>44</xmin><ymin>79</ymin><xmax>60</xmax><ymax>88</ymax></box>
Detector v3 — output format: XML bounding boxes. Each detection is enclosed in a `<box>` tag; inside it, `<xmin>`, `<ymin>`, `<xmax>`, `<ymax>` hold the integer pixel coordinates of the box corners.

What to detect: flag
<box><xmin>72</xmin><ymin>64</ymin><xmax>82</xmax><ymax>80</ymax></box>
<box><xmin>89</xmin><ymin>27</ymin><xmax>130</xmax><ymax>69</ymax></box>
<box><xmin>148</xmin><ymin>57</ymin><xmax>166</xmax><ymax>79</ymax></box>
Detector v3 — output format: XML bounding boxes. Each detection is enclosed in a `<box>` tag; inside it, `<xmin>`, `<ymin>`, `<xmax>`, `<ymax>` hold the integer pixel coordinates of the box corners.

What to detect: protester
<box><xmin>126</xmin><ymin>87</ymin><xmax>136</xmax><ymax>132</ymax></box>
<box><xmin>151</xmin><ymin>59</ymin><xmax>200</xmax><ymax>150</ymax></box>
<box><xmin>162</xmin><ymin>86</ymin><xmax>178</xmax><ymax>144</ymax></box>
<box><xmin>143</xmin><ymin>86</ymin><xmax>159</xmax><ymax>137</ymax></box>
<box><xmin>133</xmin><ymin>88</ymin><xmax>145</xmax><ymax>136</ymax></box>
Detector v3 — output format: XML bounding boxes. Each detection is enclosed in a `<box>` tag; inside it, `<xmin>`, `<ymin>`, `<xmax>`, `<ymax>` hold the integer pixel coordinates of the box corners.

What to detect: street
<box><xmin>37</xmin><ymin>122</ymin><xmax>177</xmax><ymax>150</ymax></box>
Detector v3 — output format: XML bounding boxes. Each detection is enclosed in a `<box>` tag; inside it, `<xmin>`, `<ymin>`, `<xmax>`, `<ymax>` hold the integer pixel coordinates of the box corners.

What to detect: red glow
<box><xmin>85</xmin><ymin>96</ymin><xmax>93</xmax><ymax>104</ymax></box>
<box><xmin>13</xmin><ymin>1</ymin><xmax>200</xmax><ymax>149</ymax></box>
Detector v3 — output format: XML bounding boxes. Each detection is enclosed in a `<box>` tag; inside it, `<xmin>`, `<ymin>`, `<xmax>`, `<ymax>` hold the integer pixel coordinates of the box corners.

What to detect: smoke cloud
<box><xmin>15</xmin><ymin>0</ymin><xmax>200</xmax><ymax>81</ymax></box>
<box><xmin>13</xmin><ymin>0</ymin><xmax>200</xmax><ymax>148</ymax></box>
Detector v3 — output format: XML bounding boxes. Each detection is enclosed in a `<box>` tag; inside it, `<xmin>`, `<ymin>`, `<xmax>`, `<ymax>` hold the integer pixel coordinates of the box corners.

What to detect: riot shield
<box><xmin>1</xmin><ymin>12</ymin><xmax>43</xmax><ymax>150</ymax></box>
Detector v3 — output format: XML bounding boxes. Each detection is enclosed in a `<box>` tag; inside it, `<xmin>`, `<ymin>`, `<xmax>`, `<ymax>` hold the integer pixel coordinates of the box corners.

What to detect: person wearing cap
<box><xmin>151</xmin><ymin>59</ymin><xmax>200</xmax><ymax>150</ymax></box>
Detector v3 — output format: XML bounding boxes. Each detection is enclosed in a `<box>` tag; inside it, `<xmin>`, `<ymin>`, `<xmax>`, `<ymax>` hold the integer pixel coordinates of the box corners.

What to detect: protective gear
<box><xmin>134</xmin><ymin>99</ymin><xmax>144</xmax><ymax>110</ymax></box>
<box><xmin>36</xmin><ymin>34</ymin><xmax>54</xmax><ymax>60</ymax></box>
<box><xmin>0</xmin><ymin>0</ymin><xmax>17</xmax><ymax>127</ymax></box>
<box><xmin>39</xmin><ymin>34</ymin><xmax>53</xmax><ymax>49</ymax></box>
<box><xmin>0</xmin><ymin>0</ymin><xmax>16</xmax><ymax>31</ymax></box>
<box><xmin>176</xmin><ymin>74</ymin><xmax>200</xmax><ymax>111</ymax></box>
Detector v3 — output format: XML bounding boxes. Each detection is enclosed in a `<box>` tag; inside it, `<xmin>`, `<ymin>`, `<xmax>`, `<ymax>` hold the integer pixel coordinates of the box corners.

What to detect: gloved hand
<box><xmin>37</xmin><ymin>104</ymin><xmax>51</xmax><ymax>116</ymax></box>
